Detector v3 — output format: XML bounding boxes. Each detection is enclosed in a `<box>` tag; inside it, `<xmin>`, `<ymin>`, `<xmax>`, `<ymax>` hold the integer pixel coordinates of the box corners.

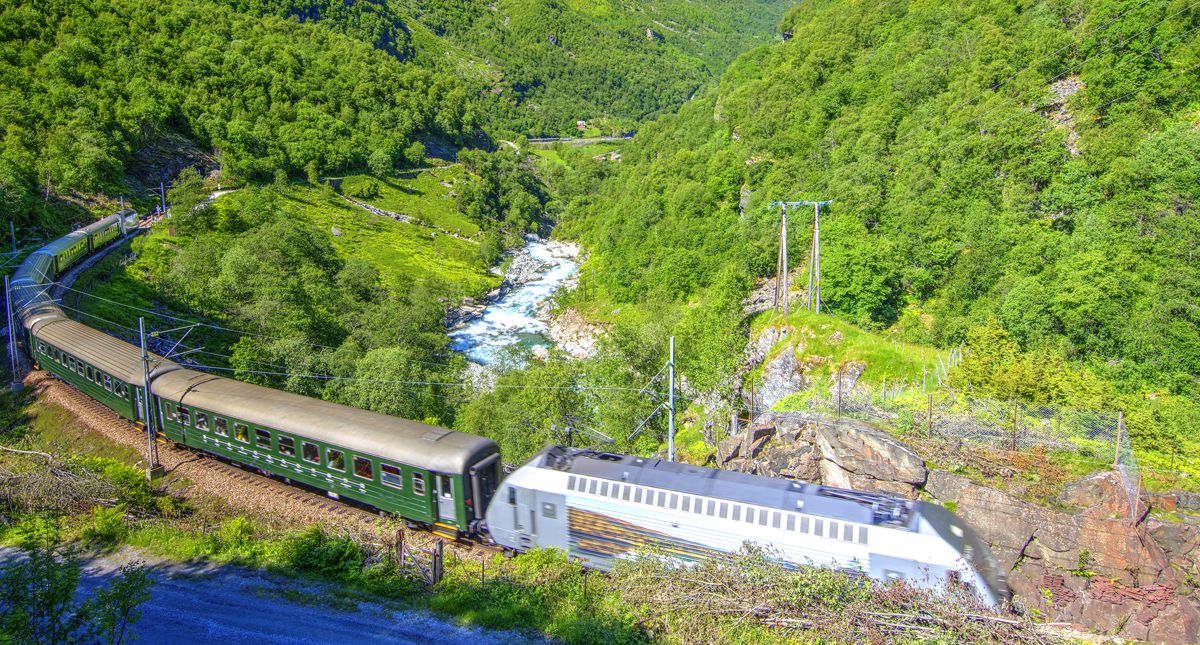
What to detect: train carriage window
<box><xmin>195</xmin><ymin>413</ymin><xmax>208</xmax><ymax>431</ymax></box>
<box><xmin>302</xmin><ymin>442</ymin><xmax>319</xmax><ymax>464</ymax></box>
<box><xmin>787</xmin><ymin>515</ymin><xmax>795</xmax><ymax>531</ymax></box>
<box><xmin>234</xmin><ymin>423</ymin><xmax>249</xmax><ymax>443</ymax></box>
<box><xmin>278</xmin><ymin>436</ymin><xmax>295</xmax><ymax>457</ymax></box>
<box><xmin>828</xmin><ymin>521</ymin><xmax>838</xmax><ymax>539</ymax></box>
<box><xmin>669</xmin><ymin>494</ymin><xmax>678</xmax><ymax>508</ymax></box>
<box><xmin>254</xmin><ymin>429</ymin><xmax>270</xmax><ymax>449</ymax></box>
<box><xmin>102</xmin><ymin>375</ymin><xmax>112</xmax><ymax>392</ymax></box>
<box><xmin>66</xmin><ymin>357</ymin><xmax>74</xmax><ymax>370</ymax></box>
<box><xmin>858</xmin><ymin>527</ymin><xmax>868</xmax><ymax>544</ymax></box>
<box><xmin>732</xmin><ymin>505</ymin><xmax>741</xmax><ymax>522</ymax></box>
<box><xmin>214</xmin><ymin>417</ymin><xmax>228</xmax><ymax>437</ymax></box>
<box><xmin>412</xmin><ymin>473</ymin><xmax>426</xmax><ymax>496</ymax></box>
<box><xmin>588</xmin><ymin>480</ymin><xmax>597</xmax><ymax>495</ymax></box>
<box><xmin>178</xmin><ymin>407</ymin><xmax>190</xmax><ymax>427</ymax></box>
<box><xmin>745</xmin><ymin>508</ymin><xmax>755</xmax><ymax>524</ymax></box>
<box><xmin>86</xmin><ymin>366</ymin><xmax>93</xmax><ymax>381</ymax></box>
<box><xmin>622</xmin><ymin>486</ymin><xmax>631</xmax><ymax>501</ymax></box>
<box><xmin>801</xmin><ymin>517</ymin><xmax>810</xmax><ymax>534</ymax></box>
<box><xmin>381</xmin><ymin>464</ymin><xmax>403</xmax><ymax>489</ymax></box>
<box><xmin>707</xmin><ymin>500</ymin><xmax>716</xmax><ymax>516</ymax></box>
<box><xmin>327</xmin><ymin>449</ymin><xmax>345</xmax><ymax>471</ymax></box>
<box><xmin>814</xmin><ymin>519</ymin><xmax>824</xmax><ymax>537</ymax></box>
<box><xmin>163</xmin><ymin>403</ymin><xmax>178</xmax><ymax>423</ymax></box>
<box><xmin>758</xmin><ymin>509</ymin><xmax>768</xmax><ymax>526</ymax></box>
<box><xmin>352</xmin><ymin>456</ymin><xmax>373</xmax><ymax>480</ymax></box>
<box><xmin>37</xmin><ymin>342</ymin><xmax>45</xmax><ymax>353</ymax></box>
<box><xmin>599</xmin><ymin>482</ymin><xmax>609</xmax><ymax>497</ymax></box>
<box><xmin>773</xmin><ymin>512</ymin><xmax>781</xmax><ymax>528</ymax></box>
<box><xmin>568</xmin><ymin>476</ymin><xmax>576</xmax><ymax>491</ymax></box>
<box><xmin>508</xmin><ymin>487</ymin><xmax>516</xmax><ymax>506</ymax></box>
<box><xmin>843</xmin><ymin>524</ymin><xmax>854</xmax><ymax>542</ymax></box>
<box><xmin>633</xmin><ymin>488</ymin><xmax>642</xmax><ymax>504</ymax></box>
<box><xmin>679</xmin><ymin>496</ymin><xmax>689</xmax><ymax>512</ymax></box>
<box><xmin>720</xmin><ymin>503</ymin><xmax>729</xmax><ymax>519</ymax></box>
<box><xmin>608</xmin><ymin>484</ymin><xmax>618</xmax><ymax>498</ymax></box>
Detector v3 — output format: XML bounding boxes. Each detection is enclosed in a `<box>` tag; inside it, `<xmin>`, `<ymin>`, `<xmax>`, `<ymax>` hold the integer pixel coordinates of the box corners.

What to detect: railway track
<box><xmin>26</xmin><ymin>369</ymin><xmax>503</xmax><ymax>560</ymax></box>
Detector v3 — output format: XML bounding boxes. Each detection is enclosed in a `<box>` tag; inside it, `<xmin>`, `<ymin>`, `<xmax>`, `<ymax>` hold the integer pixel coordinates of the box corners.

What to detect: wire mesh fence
<box><xmin>776</xmin><ymin>381</ymin><xmax>1142</xmax><ymax>522</ymax></box>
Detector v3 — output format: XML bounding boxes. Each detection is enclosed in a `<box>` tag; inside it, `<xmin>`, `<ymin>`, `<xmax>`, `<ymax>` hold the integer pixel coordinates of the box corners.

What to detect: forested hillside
<box><xmin>560</xmin><ymin>0</ymin><xmax>1200</xmax><ymax>441</ymax></box>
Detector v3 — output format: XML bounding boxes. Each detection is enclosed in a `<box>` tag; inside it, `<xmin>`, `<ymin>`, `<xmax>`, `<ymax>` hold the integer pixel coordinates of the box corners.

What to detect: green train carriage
<box><xmin>151</xmin><ymin>369</ymin><xmax>501</xmax><ymax>534</ymax></box>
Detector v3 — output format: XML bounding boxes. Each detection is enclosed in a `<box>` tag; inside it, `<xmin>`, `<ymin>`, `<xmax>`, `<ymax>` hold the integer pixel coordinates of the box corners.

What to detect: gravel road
<box><xmin>1</xmin><ymin>546</ymin><xmax>541</xmax><ymax>644</ymax></box>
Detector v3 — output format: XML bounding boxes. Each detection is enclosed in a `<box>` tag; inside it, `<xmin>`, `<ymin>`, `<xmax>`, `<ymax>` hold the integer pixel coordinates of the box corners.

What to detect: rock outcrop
<box><xmin>758</xmin><ymin>349</ymin><xmax>807</xmax><ymax>409</ymax></box>
<box><xmin>717</xmin><ymin>412</ymin><xmax>926</xmax><ymax>498</ymax></box>
<box><xmin>926</xmin><ymin>470</ymin><xmax>1200</xmax><ymax>643</ymax></box>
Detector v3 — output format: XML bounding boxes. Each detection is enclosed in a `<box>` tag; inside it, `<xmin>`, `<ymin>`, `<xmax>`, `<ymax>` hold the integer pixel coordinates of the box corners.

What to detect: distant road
<box><xmin>526</xmin><ymin>133</ymin><xmax>635</xmax><ymax>147</ymax></box>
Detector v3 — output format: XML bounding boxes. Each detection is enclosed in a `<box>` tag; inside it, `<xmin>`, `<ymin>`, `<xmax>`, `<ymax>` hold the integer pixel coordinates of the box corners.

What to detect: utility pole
<box><xmin>138</xmin><ymin>317</ymin><xmax>161</xmax><ymax>480</ymax></box>
<box><xmin>668</xmin><ymin>336</ymin><xmax>676</xmax><ymax>462</ymax></box>
<box><xmin>769</xmin><ymin>199</ymin><xmax>832</xmax><ymax>313</ymax></box>
<box><xmin>159</xmin><ymin>182</ymin><xmax>167</xmax><ymax>216</ymax></box>
<box><xmin>5</xmin><ymin>276</ymin><xmax>19</xmax><ymax>389</ymax></box>
<box><xmin>8</xmin><ymin>221</ymin><xmax>15</xmax><ymax>256</ymax></box>
<box><xmin>773</xmin><ymin>203</ymin><xmax>789</xmax><ymax>312</ymax></box>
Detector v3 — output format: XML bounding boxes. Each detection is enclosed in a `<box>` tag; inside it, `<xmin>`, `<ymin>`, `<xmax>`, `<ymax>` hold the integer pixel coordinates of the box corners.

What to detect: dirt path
<box><xmin>1</xmin><ymin>546</ymin><xmax>541</xmax><ymax>644</ymax></box>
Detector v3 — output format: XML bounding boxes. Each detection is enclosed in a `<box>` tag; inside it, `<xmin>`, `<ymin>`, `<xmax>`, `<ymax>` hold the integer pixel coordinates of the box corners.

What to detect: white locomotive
<box><xmin>487</xmin><ymin>445</ymin><xmax>1008</xmax><ymax>607</ymax></box>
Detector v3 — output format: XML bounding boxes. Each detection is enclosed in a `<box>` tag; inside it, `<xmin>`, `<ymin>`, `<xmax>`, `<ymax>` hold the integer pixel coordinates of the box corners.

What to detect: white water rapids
<box><xmin>449</xmin><ymin>239</ymin><xmax>580</xmax><ymax>364</ymax></box>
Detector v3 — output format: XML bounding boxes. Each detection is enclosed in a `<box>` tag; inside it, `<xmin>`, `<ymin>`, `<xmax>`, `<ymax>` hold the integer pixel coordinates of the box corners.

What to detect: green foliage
<box><xmin>272</xmin><ymin>526</ymin><xmax>363</xmax><ymax>579</ymax></box>
<box><xmin>82</xmin><ymin>505</ymin><xmax>129</xmax><ymax>545</ymax></box>
<box><xmin>0</xmin><ymin>542</ymin><xmax>152</xmax><ymax>645</ymax></box>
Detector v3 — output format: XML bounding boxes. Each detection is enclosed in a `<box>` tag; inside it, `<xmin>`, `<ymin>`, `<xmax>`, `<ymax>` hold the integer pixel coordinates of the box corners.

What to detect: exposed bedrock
<box><xmin>926</xmin><ymin>470</ymin><xmax>1200</xmax><ymax>643</ymax></box>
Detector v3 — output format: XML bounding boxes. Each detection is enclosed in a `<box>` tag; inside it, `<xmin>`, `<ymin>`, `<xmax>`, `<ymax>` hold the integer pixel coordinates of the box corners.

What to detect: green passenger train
<box><xmin>11</xmin><ymin>210</ymin><xmax>501</xmax><ymax>536</ymax></box>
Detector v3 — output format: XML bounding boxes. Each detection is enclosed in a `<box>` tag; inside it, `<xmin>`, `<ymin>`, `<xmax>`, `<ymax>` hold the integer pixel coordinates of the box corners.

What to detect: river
<box><xmin>449</xmin><ymin>238</ymin><xmax>580</xmax><ymax>364</ymax></box>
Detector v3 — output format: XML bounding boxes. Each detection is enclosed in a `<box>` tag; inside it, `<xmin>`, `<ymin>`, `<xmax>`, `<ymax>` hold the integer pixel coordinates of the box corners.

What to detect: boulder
<box><xmin>828</xmin><ymin>360</ymin><xmax>866</xmax><ymax>399</ymax></box>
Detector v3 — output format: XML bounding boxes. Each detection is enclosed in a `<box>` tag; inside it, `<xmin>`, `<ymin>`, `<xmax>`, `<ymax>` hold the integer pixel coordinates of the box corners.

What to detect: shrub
<box><xmin>273</xmin><ymin>527</ymin><xmax>363</xmax><ymax>578</ymax></box>
<box><xmin>82</xmin><ymin>505</ymin><xmax>127</xmax><ymax>544</ymax></box>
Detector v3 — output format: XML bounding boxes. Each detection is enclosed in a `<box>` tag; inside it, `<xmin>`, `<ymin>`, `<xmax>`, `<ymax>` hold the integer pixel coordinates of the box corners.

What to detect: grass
<box><xmin>341</xmin><ymin>167</ymin><xmax>481</xmax><ymax>237</ymax></box>
<box><xmin>222</xmin><ymin>182</ymin><xmax>500</xmax><ymax>297</ymax></box>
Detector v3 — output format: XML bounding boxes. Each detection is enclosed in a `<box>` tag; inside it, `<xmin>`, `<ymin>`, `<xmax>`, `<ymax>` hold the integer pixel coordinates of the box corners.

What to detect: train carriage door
<box><xmin>434</xmin><ymin>474</ymin><xmax>456</xmax><ymax>523</ymax></box>
<box><xmin>135</xmin><ymin>388</ymin><xmax>145</xmax><ymax>422</ymax></box>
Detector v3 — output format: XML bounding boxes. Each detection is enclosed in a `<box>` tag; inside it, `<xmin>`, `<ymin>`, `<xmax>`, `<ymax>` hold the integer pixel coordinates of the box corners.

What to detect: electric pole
<box><xmin>668</xmin><ymin>336</ymin><xmax>676</xmax><ymax>462</ymax></box>
<box><xmin>5</xmin><ymin>276</ymin><xmax>19</xmax><ymax>389</ymax></box>
<box><xmin>138</xmin><ymin>317</ymin><xmax>162</xmax><ymax>480</ymax></box>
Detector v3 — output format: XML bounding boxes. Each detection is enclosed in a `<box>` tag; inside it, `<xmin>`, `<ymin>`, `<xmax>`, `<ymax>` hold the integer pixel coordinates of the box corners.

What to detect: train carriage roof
<box><xmin>31</xmin><ymin>317</ymin><xmax>176</xmax><ymax>386</ymax></box>
<box><xmin>532</xmin><ymin>446</ymin><xmax>914</xmax><ymax>528</ymax></box>
<box><xmin>39</xmin><ymin>230</ymin><xmax>89</xmax><ymax>257</ymax></box>
<box><xmin>79</xmin><ymin>214</ymin><xmax>121</xmax><ymax>234</ymax></box>
<box><xmin>152</xmin><ymin>368</ymin><xmax>498</xmax><ymax>473</ymax></box>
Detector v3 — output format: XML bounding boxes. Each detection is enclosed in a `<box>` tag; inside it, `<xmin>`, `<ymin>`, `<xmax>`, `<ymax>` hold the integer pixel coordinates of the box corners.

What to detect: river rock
<box><xmin>926</xmin><ymin>470</ymin><xmax>1200</xmax><ymax>642</ymax></box>
<box><xmin>546</xmin><ymin>307</ymin><xmax>600</xmax><ymax>359</ymax></box>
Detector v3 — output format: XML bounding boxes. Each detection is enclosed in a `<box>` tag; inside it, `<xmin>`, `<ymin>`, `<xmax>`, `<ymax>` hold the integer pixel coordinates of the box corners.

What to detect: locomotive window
<box><xmin>787</xmin><ymin>515</ymin><xmax>795</xmax><ymax>531</ymax></box>
<box><xmin>254</xmin><ymin>429</ymin><xmax>270</xmax><ymax>449</ymax></box>
<box><xmin>214</xmin><ymin>417</ymin><xmax>228</xmax><ymax>437</ymax></box>
<box><xmin>195</xmin><ymin>413</ymin><xmax>208</xmax><ymax>430</ymax></box>
<box><xmin>234</xmin><ymin>423</ymin><xmax>249</xmax><ymax>443</ymax></box>
<box><xmin>381</xmin><ymin>464</ymin><xmax>403</xmax><ymax>489</ymax></box>
<box><xmin>178</xmin><ymin>407</ymin><xmax>190</xmax><ymax>427</ymax></box>
<box><xmin>508</xmin><ymin>487</ymin><xmax>516</xmax><ymax>506</ymax></box>
<box><xmin>327</xmin><ymin>449</ymin><xmax>345</xmax><ymax>471</ymax></box>
<box><xmin>353</xmin><ymin>456</ymin><xmax>372</xmax><ymax>480</ymax></box>
<box><xmin>302</xmin><ymin>442</ymin><xmax>320</xmax><ymax>464</ymax></box>
<box><xmin>773</xmin><ymin>512</ymin><xmax>781</xmax><ymax>528</ymax></box>
<box><xmin>800</xmin><ymin>517</ymin><xmax>810</xmax><ymax>534</ymax></box>
<box><xmin>843</xmin><ymin>524</ymin><xmax>854</xmax><ymax>542</ymax></box>
<box><xmin>278</xmin><ymin>436</ymin><xmax>295</xmax><ymax>457</ymax></box>
<box><xmin>720</xmin><ymin>503</ymin><xmax>729</xmax><ymax>519</ymax></box>
<box><xmin>412</xmin><ymin>472</ymin><xmax>425</xmax><ymax>496</ymax></box>
<box><xmin>858</xmin><ymin>527</ymin><xmax>868</xmax><ymax>544</ymax></box>
<box><xmin>542</xmin><ymin>502</ymin><xmax>557</xmax><ymax>519</ymax></box>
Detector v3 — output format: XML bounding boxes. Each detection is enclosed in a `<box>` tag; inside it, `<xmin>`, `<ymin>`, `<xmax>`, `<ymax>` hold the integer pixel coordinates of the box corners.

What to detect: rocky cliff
<box><xmin>712</xmin><ymin>413</ymin><xmax>1200</xmax><ymax>643</ymax></box>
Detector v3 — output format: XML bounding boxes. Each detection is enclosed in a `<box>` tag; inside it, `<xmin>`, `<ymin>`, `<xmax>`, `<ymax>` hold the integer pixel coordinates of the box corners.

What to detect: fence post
<box><xmin>881</xmin><ymin>376</ymin><xmax>886</xmax><ymax>408</ymax></box>
<box><xmin>1113</xmin><ymin>411</ymin><xmax>1124</xmax><ymax>469</ymax></box>
<box><xmin>926</xmin><ymin>393</ymin><xmax>933</xmax><ymax>437</ymax></box>
<box><xmin>1010</xmin><ymin>399</ymin><xmax>1018</xmax><ymax>452</ymax></box>
<box><xmin>433</xmin><ymin>539</ymin><xmax>444</xmax><ymax>585</ymax></box>
<box><xmin>837</xmin><ymin>367</ymin><xmax>843</xmax><ymax>418</ymax></box>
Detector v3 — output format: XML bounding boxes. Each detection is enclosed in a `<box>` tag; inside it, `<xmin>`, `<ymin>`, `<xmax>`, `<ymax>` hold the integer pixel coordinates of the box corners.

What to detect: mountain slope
<box><xmin>562</xmin><ymin>0</ymin><xmax>1199</xmax><ymax>425</ymax></box>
